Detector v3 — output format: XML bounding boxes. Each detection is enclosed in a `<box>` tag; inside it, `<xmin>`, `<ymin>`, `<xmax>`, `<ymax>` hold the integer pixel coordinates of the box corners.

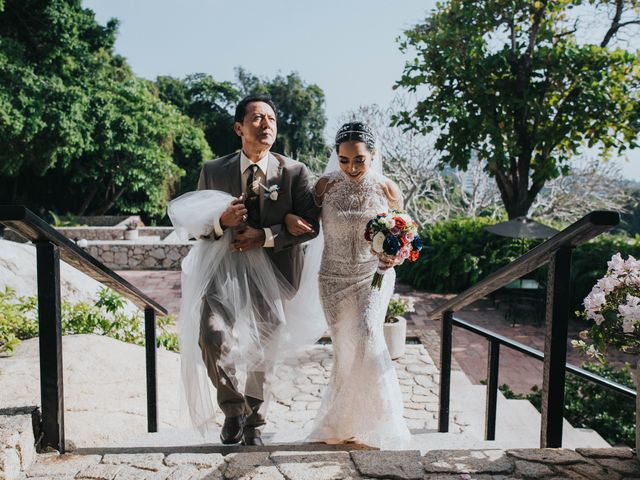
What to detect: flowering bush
<box><xmin>385</xmin><ymin>294</ymin><xmax>415</xmax><ymax>323</ymax></box>
<box><xmin>573</xmin><ymin>253</ymin><xmax>640</xmax><ymax>361</ymax></box>
<box><xmin>365</xmin><ymin>210</ymin><xmax>423</xmax><ymax>288</ymax></box>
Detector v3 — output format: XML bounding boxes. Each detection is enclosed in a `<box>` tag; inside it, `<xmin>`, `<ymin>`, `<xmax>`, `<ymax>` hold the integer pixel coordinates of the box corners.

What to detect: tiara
<box><xmin>335</xmin><ymin>129</ymin><xmax>376</xmax><ymax>143</ymax></box>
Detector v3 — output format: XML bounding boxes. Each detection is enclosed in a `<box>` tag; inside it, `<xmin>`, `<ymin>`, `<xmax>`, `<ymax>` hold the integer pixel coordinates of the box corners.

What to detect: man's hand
<box><xmin>220</xmin><ymin>195</ymin><xmax>248</xmax><ymax>229</ymax></box>
<box><xmin>232</xmin><ymin>226</ymin><xmax>266</xmax><ymax>252</ymax></box>
<box><xmin>284</xmin><ymin>213</ymin><xmax>315</xmax><ymax>236</ymax></box>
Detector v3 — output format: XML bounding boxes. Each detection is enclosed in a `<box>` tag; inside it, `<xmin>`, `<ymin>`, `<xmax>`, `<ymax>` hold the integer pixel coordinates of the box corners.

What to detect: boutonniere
<box><xmin>260</xmin><ymin>183</ymin><xmax>282</xmax><ymax>201</ymax></box>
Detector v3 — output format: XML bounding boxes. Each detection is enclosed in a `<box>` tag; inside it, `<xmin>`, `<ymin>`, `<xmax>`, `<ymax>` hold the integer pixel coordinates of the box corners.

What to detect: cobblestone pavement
<box><xmin>23</xmin><ymin>447</ymin><xmax>640</xmax><ymax>479</ymax></box>
<box><xmin>265</xmin><ymin>344</ymin><xmax>442</xmax><ymax>442</ymax></box>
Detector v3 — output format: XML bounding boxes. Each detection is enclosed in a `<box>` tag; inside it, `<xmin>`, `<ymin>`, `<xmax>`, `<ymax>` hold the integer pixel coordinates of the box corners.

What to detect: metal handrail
<box><xmin>453</xmin><ymin>316</ymin><xmax>637</xmax><ymax>400</ymax></box>
<box><xmin>0</xmin><ymin>205</ymin><xmax>166</xmax><ymax>314</ymax></box>
<box><xmin>432</xmin><ymin>210</ymin><xmax>621</xmax><ymax>448</ymax></box>
<box><xmin>0</xmin><ymin>205</ymin><xmax>166</xmax><ymax>453</ymax></box>
<box><xmin>430</xmin><ymin>211</ymin><xmax>619</xmax><ymax>320</ymax></box>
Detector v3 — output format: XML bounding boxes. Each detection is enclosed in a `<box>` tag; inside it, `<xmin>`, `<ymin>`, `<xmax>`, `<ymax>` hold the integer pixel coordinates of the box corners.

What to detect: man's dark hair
<box><xmin>234</xmin><ymin>94</ymin><xmax>278</xmax><ymax>123</ymax></box>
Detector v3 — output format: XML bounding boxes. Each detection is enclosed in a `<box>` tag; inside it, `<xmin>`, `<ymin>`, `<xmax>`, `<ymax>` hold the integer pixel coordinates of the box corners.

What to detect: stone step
<box><xmin>20</xmin><ymin>446</ymin><xmax>640</xmax><ymax>480</ymax></box>
<box><xmin>446</xmin><ymin>372</ymin><xmax>610</xmax><ymax>449</ymax></box>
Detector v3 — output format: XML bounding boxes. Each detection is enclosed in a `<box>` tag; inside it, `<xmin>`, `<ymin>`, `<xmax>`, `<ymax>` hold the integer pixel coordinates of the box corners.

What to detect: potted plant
<box><xmin>124</xmin><ymin>220</ymin><xmax>139</xmax><ymax>240</ymax></box>
<box><xmin>572</xmin><ymin>253</ymin><xmax>640</xmax><ymax>456</ymax></box>
<box><xmin>384</xmin><ymin>294</ymin><xmax>415</xmax><ymax>359</ymax></box>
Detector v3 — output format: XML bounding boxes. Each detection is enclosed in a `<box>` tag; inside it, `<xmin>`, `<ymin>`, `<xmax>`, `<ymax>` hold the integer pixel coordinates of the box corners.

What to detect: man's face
<box><xmin>234</xmin><ymin>101</ymin><xmax>277</xmax><ymax>150</ymax></box>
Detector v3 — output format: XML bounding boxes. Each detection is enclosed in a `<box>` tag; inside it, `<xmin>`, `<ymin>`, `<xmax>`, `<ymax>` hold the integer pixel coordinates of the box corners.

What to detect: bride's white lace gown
<box><xmin>306</xmin><ymin>169</ymin><xmax>411</xmax><ymax>449</ymax></box>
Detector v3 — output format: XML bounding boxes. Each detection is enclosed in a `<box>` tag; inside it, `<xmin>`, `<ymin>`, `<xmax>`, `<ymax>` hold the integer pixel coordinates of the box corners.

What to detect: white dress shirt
<box><xmin>212</xmin><ymin>151</ymin><xmax>275</xmax><ymax>247</ymax></box>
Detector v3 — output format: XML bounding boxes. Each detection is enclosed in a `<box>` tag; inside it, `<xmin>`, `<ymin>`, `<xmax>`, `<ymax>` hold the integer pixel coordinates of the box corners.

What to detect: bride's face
<box><xmin>337</xmin><ymin>141</ymin><xmax>374</xmax><ymax>182</ymax></box>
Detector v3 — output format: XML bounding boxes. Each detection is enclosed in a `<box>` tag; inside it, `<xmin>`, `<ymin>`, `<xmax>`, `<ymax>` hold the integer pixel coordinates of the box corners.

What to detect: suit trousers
<box><xmin>198</xmin><ymin>299</ymin><xmax>266</xmax><ymax>432</ymax></box>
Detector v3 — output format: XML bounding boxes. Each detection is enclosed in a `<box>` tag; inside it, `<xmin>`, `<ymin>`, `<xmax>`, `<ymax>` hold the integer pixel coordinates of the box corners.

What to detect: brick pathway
<box><xmin>117</xmin><ymin>271</ymin><xmax>637</xmax><ymax>395</ymax></box>
<box><xmin>117</xmin><ymin>270</ymin><xmax>182</xmax><ymax>318</ymax></box>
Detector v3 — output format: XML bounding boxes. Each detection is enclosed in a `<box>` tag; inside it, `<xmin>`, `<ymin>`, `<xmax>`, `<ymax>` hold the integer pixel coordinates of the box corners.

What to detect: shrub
<box><xmin>0</xmin><ymin>286</ymin><xmax>178</xmax><ymax>354</ymax></box>
<box><xmin>396</xmin><ymin>217</ymin><xmax>539</xmax><ymax>292</ymax></box>
<box><xmin>397</xmin><ymin>217</ymin><xmax>640</xmax><ymax>318</ymax></box>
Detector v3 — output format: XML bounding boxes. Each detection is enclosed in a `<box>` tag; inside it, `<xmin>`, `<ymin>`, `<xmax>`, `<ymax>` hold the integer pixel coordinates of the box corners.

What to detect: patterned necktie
<box><xmin>245</xmin><ymin>164</ymin><xmax>261</xmax><ymax>227</ymax></box>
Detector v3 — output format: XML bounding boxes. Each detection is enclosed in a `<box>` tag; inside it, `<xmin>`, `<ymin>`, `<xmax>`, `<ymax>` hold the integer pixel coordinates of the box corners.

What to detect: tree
<box><xmin>395</xmin><ymin>0</ymin><xmax>640</xmax><ymax>219</ymax></box>
<box><xmin>0</xmin><ymin>0</ymin><xmax>120</xmax><ymax>180</ymax></box>
<box><xmin>157</xmin><ymin>73</ymin><xmax>241</xmax><ymax>159</ymax></box>
<box><xmin>0</xmin><ymin>0</ymin><xmax>211</xmax><ymax>220</ymax></box>
<box><xmin>529</xmin><ymin>158</ymin><xmax>633</xmax><ymax>223</ymax></box>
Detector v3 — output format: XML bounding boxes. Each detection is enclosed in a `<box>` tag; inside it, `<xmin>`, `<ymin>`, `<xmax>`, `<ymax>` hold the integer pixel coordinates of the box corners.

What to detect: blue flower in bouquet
<box><xmin>412</xmin><ymin>236</ymin><xmax>423</xmax><ymax>252</ymax></box>
<box><xmin>383</xmin><ymin>235</ymin><xmax>401</xmax><ymax>255</ymax></box>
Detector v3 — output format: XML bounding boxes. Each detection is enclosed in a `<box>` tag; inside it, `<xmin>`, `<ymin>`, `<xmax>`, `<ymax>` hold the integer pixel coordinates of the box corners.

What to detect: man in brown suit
<box><xmin>196</xmin><ymin>94</ymin><xmax>319</xmax><ymax>446</ymax></box>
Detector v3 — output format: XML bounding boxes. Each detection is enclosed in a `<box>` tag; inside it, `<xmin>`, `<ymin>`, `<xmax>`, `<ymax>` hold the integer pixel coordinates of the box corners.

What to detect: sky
<box><xmin>83</xmin><ymin>0</ymin><xmax>640</xmax><ymax>181</ymax></box>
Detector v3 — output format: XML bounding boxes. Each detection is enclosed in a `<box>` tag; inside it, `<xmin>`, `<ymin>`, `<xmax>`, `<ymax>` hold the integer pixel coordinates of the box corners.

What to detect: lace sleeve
<box><xmin>313</xmin><ymin>173</ymin><xmax>339</xmax><ymax>207</ymax></box>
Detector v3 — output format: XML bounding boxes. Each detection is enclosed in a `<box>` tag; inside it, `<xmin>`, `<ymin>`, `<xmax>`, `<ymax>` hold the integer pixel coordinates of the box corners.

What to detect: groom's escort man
<box><xmin>196</xmin><ymin>94</ymin><xmax>320</xmax><ymax>446</ymax></box>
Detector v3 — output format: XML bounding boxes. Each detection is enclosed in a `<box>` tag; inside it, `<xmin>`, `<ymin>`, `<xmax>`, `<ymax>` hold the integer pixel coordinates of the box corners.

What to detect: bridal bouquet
<box><xmin>572</xmin><ymin>253</ymin><xmax>640</xmax><ymax>361</ymax></box>
<box><xmin>364</xmin><ymin>210</ymin><xmax>423</xmax><ymax>289</ymax></box>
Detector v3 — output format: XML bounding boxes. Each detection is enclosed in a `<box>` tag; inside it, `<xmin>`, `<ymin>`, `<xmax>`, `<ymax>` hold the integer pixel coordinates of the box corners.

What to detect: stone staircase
<box><xmin>0</xmin><ymin>336</ymin><xmax>628</xmax><ymax>480</ymax></box>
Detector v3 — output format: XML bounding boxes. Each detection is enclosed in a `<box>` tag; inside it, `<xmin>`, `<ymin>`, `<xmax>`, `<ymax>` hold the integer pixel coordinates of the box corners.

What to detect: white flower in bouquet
<box><xmin>372</xmin><ymin>232</ymin><xmax>385</xmax><ymax>253</ymax></box>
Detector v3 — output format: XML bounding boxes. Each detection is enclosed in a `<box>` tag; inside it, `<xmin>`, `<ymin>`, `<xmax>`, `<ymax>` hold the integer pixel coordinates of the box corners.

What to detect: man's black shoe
<box><xmin>241</xmin><ymin>427</ymin><xmax>264</xmax><ymax>446</ymax></box>
<box><xmin>220</xmin><ymin>415</ymin><xmax>245</xmax><ymax>445</ymax></box>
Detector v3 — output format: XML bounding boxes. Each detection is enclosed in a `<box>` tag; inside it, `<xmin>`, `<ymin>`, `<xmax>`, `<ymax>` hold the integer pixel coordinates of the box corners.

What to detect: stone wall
<box><xmin>57</xmin><ymin>227</ymin><xmax>174</xmax><ymax>241</ymax></box>
<box><xmin>85</xmin><ymin>242</ymin><xmax>192</xmax><ymax>270</ymax></box>
<box><xmin>3</xmin><ymin>226</ymin><xmax>174</xmax><ymax>243</ymax></box>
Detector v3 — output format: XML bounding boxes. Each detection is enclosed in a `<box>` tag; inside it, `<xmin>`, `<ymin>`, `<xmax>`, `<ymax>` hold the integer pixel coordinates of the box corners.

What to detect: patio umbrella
<box><xmin>484</xmin><ymin>217</ymin><xmax>560</xmax><ymax>256</ymax></box>
<box><xmin>484</xmin><ymin>217</ymin><xmax>559</xmax><ymax>240</ymax></box>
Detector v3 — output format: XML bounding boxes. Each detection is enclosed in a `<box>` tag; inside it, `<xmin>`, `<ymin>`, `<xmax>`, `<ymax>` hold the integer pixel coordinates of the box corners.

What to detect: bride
<box><xmin>285</xmin><ymin>122</ymin><xmax>412</xmax><ymax>449</ymax></box>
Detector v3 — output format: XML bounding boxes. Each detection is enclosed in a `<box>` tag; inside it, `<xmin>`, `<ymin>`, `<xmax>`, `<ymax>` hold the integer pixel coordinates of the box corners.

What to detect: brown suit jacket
<box><xmin>197</xmin><ymin>152</ymin><xmax>319</xmax><ymax>290</ymax></box>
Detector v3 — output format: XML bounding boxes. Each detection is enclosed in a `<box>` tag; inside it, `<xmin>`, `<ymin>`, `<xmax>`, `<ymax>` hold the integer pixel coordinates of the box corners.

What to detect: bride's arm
<box><xmin>382</xmin><ymin>179</ymin><xmax>403</xmax><ymax>210</ymax></box>
<box><xmin>313</xmin><ymin>176</ymin><xmax>334</xmax><ymax>206</ymax></box>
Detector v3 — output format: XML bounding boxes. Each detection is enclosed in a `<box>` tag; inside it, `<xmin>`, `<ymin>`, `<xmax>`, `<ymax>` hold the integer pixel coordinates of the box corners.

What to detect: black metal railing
<box><xmin>429</xmin><ymin>211</ymin><xmax>634</xmax><ymax>447</ymax></box>
<box><xmin>0</xmin><ymin>206</ymin><xmax>168</xmax><ymax>453</ymax></box>
<box><xmin>444</xmin><ymin>316</ymin><xmax>636</xmax><ymax>441</ymax></box>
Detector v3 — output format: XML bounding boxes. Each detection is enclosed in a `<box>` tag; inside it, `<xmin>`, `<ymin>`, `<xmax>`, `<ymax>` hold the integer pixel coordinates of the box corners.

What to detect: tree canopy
<box><xmin>395</xmin><ymin>0</ymin><xmax>640</xmax><ymax>218</ymax></box>
<box><xmin>158</xmin><ymin>69</ymin><xmax>328</xmax><ymax>172</ymax></box>
<box><xmin>0</xmin><ymin>0</ymin><xmax>211</xmax><ymax>219</ymax></box>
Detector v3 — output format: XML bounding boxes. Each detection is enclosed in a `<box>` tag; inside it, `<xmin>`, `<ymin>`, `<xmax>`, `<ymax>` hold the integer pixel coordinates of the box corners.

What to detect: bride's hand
<box><xmin>378</xmin><ymin>257</ymin><xmax>403</xmax><ymax>271</ymax></box>
<box><xmin>284</xmin><ymin>213</ymin><xmax>314</xmax><ymax>236</ymax></box>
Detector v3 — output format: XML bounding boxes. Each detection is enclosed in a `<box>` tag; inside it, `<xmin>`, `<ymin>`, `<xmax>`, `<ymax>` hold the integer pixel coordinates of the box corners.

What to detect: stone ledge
<box><xmin>0</xmin><ymin>407</ymin><xmax>39</xmax><ymax>480</ymax></box>
<box><xmin>20</xmin><ymin>447</ymin><xmax>640</xmax><ymax>480</ymax></box>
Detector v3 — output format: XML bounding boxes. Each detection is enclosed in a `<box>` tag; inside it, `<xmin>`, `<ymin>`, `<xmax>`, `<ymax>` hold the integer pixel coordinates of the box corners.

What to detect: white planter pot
<box><xmin>124</xmin><ymin>229</ymin><xmax>138</xmax><ymax>241</ymax></box>
<box><xmin>384</xmin><ymin>316</ymin><xmax>407</xmax><ymax>360</ymax></box>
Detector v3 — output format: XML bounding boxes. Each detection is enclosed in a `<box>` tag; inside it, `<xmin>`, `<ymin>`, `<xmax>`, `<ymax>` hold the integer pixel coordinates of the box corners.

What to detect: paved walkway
<box><xmin>117</xmin><ymin>271</ymin><xmax>638</xmax><ymax>395</ymax></box>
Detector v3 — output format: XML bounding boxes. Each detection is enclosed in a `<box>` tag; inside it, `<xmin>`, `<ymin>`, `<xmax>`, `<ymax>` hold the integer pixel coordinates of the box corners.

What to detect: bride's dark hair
<box><xmin>335</xmin><ymin>122</ymin><xmax>376</xmax><ymax>152</ymax></box>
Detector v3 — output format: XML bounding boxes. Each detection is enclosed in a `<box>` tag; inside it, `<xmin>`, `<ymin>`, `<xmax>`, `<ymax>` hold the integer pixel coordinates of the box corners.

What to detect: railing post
<box><xmin>35</xmin><ymin>241</ymin><xmax>65</xmax><ymax>453</ymax></box>
<box><xmin>485</xmin><ymin>339</ymin><xmax>500</xmax><ymax>441</ymax></box>
<box><xmin>145</xmin><ymin>307</ymin><xmax>158</xmax><ymax>432</ymax></box>
<box><xmin>438</xmin><ymin>311</ymin><xmax>453</xmax><ymax>433</ymax></box>
<box><xmin>540</xmin><ymin>246</ymin><xmax>573</xmax><ymax>448</ymax></box>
